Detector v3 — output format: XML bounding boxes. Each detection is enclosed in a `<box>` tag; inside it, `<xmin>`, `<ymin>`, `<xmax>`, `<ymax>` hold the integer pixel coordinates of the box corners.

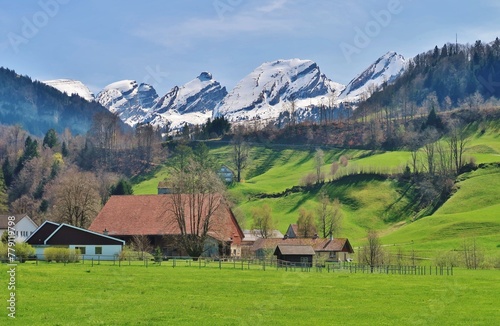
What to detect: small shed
<box><xmin>274</xmin><ymin>244</ymin><xmax>315</xmax><ymax>267</ymax></box>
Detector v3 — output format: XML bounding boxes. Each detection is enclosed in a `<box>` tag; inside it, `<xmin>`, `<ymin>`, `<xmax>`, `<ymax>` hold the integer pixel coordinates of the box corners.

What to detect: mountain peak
<box><xmin>198</xmin><ymin>72</ymin><xmax>213</xmax><ymax>81</ymax></box>
<box><xmin>214</xmin><ymin>58</ymin><xmax>344</xmax><ymax>123</ymax></box>
<box><xmin>340</xmin><ymin>52</ymin><xmax>406</xmax><ymax>101</ymax></box>
<box><xmin>42</xmin><ymin>79</ymin><xmax>95</xmax><ymax>102</ymax></box>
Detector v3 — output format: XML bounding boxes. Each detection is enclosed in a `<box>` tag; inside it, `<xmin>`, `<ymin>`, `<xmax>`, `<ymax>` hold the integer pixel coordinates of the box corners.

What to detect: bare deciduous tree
<box><xmin>48</xmin><ymin>168</ymin><xmax>101</xmax><ymax>228</ymax></box>
<box><xmin>167</xmin><ymin>160</ymin><xmax>226</xmax><ymax>257</ymax></box>
<box><xmin>297</xmin><ymin>208</ymin><xmax>316</xmax><ymax>238</ymax></box>
<box><xmin>447</xmin><ymin>121</ymin><xmax>470</xmax><ymax>174</ymax></box>
<box><xmin>462</xmin><ymin>237</ymin><xmax>483</xmax><ymax>269</ymax></box>
<box><xmin>132</xmin><ymin>235</ymin><xmax>153</xmax><ymax>260</ymax></box>
<box><xmin>232</xmin><ymin>128</ymin><xmax>249</xmax><ymax>182</ymax></box>
<box><xmin>314</xmin><ymin>148</ymin><xmax>324</xmax><ymax>183</ymax></box>
<box><xmin>251</xmin><ymin>204</ymin><xmax>276</xmax><ymax>239</ymax></box>
<box><xmin>316</xmin><ymin>190</ymin><xmax>343</xmax><ymax>239</ymax></box>
<box><xmin>361</xmin><ymin>230</ymin><xmax>385</xmax><ymax>270</ymax></box>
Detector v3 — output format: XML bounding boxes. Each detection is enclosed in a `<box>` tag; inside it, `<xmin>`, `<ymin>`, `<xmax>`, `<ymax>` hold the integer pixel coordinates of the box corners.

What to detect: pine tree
<box><xmin>43</xmin><ymin>128</ymin><xmax>58</xmax><ymax>148</ymax></box>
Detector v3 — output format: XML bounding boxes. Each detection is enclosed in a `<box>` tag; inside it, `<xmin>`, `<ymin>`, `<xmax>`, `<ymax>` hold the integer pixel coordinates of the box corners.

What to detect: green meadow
<box><xmin>132</xmin><ymin>122</ymin><xmax>500</xmax><ymax>260</ymax></box>
<box><xmin>2</xmin><ymin>262</ymin><xmax>499</xmax><ymax>325</ymax></box>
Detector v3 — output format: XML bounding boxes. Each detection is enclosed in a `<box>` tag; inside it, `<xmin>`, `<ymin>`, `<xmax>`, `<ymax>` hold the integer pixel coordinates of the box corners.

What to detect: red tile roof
<box><xmin>89</xmin><ymin>195</ymin><xmax>244</xmax><ymax>244</ymax></box>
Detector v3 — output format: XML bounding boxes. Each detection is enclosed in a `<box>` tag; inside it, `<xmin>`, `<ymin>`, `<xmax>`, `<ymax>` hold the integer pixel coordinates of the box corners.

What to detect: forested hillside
<box><xmin>0</xmin><ymin>67</ymin><xmax>129</xmax><ymax>136</ymax></box>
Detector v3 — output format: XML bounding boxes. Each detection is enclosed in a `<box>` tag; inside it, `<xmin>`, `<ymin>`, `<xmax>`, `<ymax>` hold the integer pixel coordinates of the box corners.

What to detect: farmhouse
<box><xmin>26</xmin><ymin>221</ymin><xmax>125</xmax><ymax>260</ymax></box>
<box><xmin>89</xmin><ymin>195</ymin><xmax>244</xmax><ymax>258</ymax></box>
<box><xmin>217</xmin><ymin>165</ymin><xmax>235</xmax><ymax>183</ymax></box>
<box><xmin>0</xmin><ymin>214</ymin><xmax>38</xmax><ymax>242</ymax></box>
<box><xmin>252</xmin><ymin>237</ymin><xmax>354</xmax><ymax>263</ymax></box>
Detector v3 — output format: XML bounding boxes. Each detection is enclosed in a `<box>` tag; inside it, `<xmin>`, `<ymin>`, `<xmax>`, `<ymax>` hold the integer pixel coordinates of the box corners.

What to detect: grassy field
<box><xmin>2</xmin><ymin>262</ymin><xmax>500</xmax><ymax>325</ymax></box>
<box><xmin>132</xmin><ymin>123</ymin><xmax>500</xmax><ymax>259</ymax></box>
<box><xmin>382</xmin><ymin>165</ymin><xmax>500</xmax><ymax>257</ymax></box>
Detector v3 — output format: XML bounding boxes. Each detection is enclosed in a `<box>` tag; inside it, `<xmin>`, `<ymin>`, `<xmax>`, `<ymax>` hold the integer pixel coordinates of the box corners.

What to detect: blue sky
<box><xmin>1</xmin><ymin>0</ymin><xmax>500</xmax><ymax>96</ymax></box>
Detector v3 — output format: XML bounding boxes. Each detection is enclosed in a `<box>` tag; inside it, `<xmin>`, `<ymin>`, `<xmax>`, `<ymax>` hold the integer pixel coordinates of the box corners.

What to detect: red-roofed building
<box><xmin>89</xmin><ymin>195</ymin><xmax>244</xmax><ymax>258</ymax></box>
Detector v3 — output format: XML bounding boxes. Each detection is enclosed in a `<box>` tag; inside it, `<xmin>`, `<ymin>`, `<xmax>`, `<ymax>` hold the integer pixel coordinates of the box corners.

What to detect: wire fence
<box><xmin>4</xmin><ymin>256</ymin><xmax>454</xmax><ymax>276</ymax></box>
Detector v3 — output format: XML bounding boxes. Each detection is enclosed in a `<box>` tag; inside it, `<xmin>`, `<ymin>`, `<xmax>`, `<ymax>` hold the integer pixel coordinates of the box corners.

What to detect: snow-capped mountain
<box><xmin>92</xmin><ymin>52</ymin><xmax>407</xmax><ymax>130</ymax></box>
<box><xmin>339</xmin><ymin>51</ymin><xmax>406</xmax><ymax>101</ymax></box>
<box><xmin>154</xmin><ymin>72</ymin><xmax>227</xmax><ymax>115</ymax></box>
<box><xmin>43</xmin><ymin>79</ymin><xmax>95</xmax><ymax>102</ymax></box>
<box><xmin>213</xmin><ymin>59</ymin><xmax>345</xmax><ymax>123</ymax></box>
<box><xmin>96</xmin><ymin>73</ymin><xmax>227</xmax><ymax>131</ymax></box>
<box><xmin>143</xmin><ymin>72</ymin><xmax>227</xmax><ymax>130</ymax></box>
<box><xmin>96</xmin><ymin>80</ymin><xmax>159</xmax><ymax>125</ymax></box>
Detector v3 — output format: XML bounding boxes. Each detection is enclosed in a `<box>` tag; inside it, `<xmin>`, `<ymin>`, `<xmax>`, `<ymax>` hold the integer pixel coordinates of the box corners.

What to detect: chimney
<box><xmin>329</xmin><ymin>232</ymin><xmax>333</xmax><ymax>241</ymax></box>
<box><xmin>103</xmin><ymin>228</ymin><xmax>109</xmax><ymax>236</ymax></box>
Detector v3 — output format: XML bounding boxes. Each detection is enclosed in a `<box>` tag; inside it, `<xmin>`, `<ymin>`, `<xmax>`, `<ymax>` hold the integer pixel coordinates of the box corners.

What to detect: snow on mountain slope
<box><xmin>96</xmin><ymin>80</ymin><xmax>159</xmax><ymax>125</ymax></box>
<box><xmin>43</xmin><ymin>79</ymin><xmax>95</xmax><ymax>102</ymax></box>
<box><xmin>213</xmin><ymin>59</ymin><xmax>345</xmax><ymax>123</ymax></box>
<box><xmin>339</xmin><ymin>51</ymin><xmax>406</xmax><ymax>101</ymax></box>
<box><xmin>154</xmin><ymin>72</ymin><xmax>227</xmax><ymax>115</ymax></box>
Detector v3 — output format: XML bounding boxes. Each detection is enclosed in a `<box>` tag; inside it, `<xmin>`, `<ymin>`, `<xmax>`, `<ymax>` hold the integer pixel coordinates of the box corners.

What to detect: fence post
<box><xmin>263</xmin><ymin>260</ymin><xmax>266</xmax><ymax>271</ymax></box>
<box><xmin>219</xmin><ymin>259</ymin><xmax>222</xmax><ymax>270</ymax></box>
<box><xmin>91</xmin><ymin>258</ymin><xmax>94</xmax><ymax>267</ymax></box>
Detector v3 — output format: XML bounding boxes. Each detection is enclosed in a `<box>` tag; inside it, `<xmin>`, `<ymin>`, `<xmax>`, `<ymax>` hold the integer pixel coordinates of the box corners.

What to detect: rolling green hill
<box><xmin>133</xmin><ymin>122</ymin><xmax>500</xmax><ymax>260</ymax></box>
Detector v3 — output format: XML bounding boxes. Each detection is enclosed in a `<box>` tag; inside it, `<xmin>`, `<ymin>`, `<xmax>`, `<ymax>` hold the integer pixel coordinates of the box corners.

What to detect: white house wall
<box><xmin>34</xmin><ymin>245</ymin><xmax>122</xmax><ymax>261</ymax></box>
<box><xmin>69</xmin><ymin>245</ymin><xmax>122</xmax><ymax>260</ymax></box>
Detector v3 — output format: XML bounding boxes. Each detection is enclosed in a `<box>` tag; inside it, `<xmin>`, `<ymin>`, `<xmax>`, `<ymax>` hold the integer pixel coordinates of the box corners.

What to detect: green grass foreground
<box><xmin>2</xmin><ymin>262</ymin><xmax>499</xmax><ymax>325</ymax></box>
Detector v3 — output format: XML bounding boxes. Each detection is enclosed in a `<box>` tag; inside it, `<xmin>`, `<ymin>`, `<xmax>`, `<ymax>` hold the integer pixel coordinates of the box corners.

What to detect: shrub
<box><xmin>118</xmin><ymin>246</ymin><xmax>153</xmax><ymax>261</ymax></box>
<box><xmin>434</xmin><ymin>250</ymin><xmax>460</xmax><ymax>267</ymax></box>
<box><xmin>0</xmin><ymin>242</ymin><xmax>35</xmax><ymax>262</ymax></box>
<box><xmin>14</xmin><ymin>243</ymin><xmax>35</xmax><ymax>262</ymax></box>
<box><xmin>44</xmin><ymin>247</ymin><xmax>80</xmax><ymax>263</ymax></box>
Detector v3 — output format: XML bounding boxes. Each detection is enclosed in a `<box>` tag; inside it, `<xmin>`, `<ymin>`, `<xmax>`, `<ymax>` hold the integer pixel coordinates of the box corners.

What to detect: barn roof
<box><xmin>89</xmin><ymin>195</ymin><xmax>244</xmax><ymax>244</ymax></box>
<box><xmin>274</xmin><ymin>244</ymin><xmax>316</xmax><ymax>256</ymax></box>
<box><xmin>253</xmin><ymin>237</ymin><xmax>354</xmax><ymax>253</ymax></box>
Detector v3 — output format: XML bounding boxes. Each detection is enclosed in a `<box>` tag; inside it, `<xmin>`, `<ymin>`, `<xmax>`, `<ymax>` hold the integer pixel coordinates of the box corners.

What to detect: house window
<box><xmin>329</xmin><ymin>252</ymin><xmax>336</xmax><ymax>258</ymax></box>
<box><xmin>75</xmin><ymin>246</ymin><xmax>86</xmax><ymax>255</ymax></box>
<box><xmin>95</xmin><ymin>247</ymin><xmax>102</xmax><ymax>255</ymax></box>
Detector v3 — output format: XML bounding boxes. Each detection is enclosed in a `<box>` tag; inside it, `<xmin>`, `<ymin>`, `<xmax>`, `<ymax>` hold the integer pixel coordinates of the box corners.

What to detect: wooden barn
<box><xmin>274</xmin><ymin>244</ymin><xmax>315</xmax><ymax>267</ymax></box>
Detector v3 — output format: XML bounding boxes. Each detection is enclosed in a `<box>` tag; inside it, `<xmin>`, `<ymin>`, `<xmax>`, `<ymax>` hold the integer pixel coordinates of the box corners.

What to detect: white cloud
<box><xmin>134</xmin><ymin>11</ymin><xmax>297</xmax><ymax>50</ymax></box>
<box><xmin>257</xmin><ymin>0</ymin><xmax>288</xmax><ymax>13</ymax></box>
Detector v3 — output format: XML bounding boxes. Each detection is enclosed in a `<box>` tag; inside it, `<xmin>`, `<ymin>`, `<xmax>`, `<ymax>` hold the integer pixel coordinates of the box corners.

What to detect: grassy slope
<box><xmin>4</xmin><ymin>262</ymin><xmax>500</xmax><ymax>325</ymax></box>
<box><xmin>133</xmin><ymin>122</ymin><xmax>500</xmax><ymax>256</ymax></box>
<box><xmin>382</xmin><ymin>165</ymin><xmax>500</xmax><ymax>254</ymax></box>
